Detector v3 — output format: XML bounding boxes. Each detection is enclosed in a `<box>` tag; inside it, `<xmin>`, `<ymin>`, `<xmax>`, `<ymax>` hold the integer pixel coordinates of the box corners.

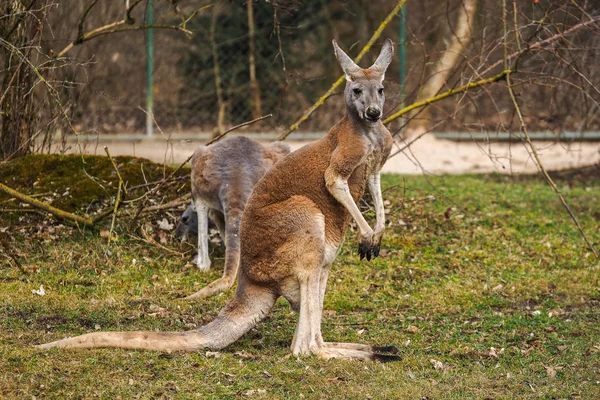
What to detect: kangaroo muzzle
<box><xmin>365</xmin><ymin>106</ymin><xmax>381</xmax><ymax>121</ymax></box>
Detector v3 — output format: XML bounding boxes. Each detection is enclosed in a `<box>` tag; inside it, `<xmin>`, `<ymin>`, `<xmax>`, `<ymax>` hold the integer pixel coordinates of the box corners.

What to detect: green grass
<box><xmin>1</xmin><ymin>169</ymin><xmax>599</xmax><ymax>399</ymax></box>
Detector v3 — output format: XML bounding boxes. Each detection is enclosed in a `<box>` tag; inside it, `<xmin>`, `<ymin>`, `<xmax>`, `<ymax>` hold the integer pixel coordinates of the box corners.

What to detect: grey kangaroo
<box><xmin>174</xmin><ymin>204</ymin><xmax>198</xmax><ymax>242</ymax></box>
<box><xmin>38</xmin><ymin>39</ymin><xmax>397</xmax><ymax>361</ymax></box>
<box><xmin>185</xmin><ymin>136</ymin><xmax>290</xmax><ymax>300</ymax></box>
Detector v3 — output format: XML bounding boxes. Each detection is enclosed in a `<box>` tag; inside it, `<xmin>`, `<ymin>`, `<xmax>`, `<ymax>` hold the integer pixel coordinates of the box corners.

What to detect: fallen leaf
<box><xmin>444</xmin><ymin>207</ymin><xmax>453</xmax><ymax>219</ymax></box>
<box><xmin>492</xmin><ymin>284</ymin><xmax>504</xmax><ymax>292</ymax></box>
<box><xmin>326</xmin><ymin>376</ymin><xmax>348</xmax><ymax>383</ymax></box>
<box><xmin>407</xmin><ymin>325</ymin><xmax>419</xmax><ymax>334</ymax></box>
<box><xmin>205</xmin><ymin>351</ymin><xmax>221</xmax><ymax>358</ymax></box>
<box><xmin>234</xmin><ymin>351</ymin><xmax>255</xmax><ymax>359</ymax></box>
<box><xmin>157</xmin><ymin>218</ymin><xmax>174</xmax><ymax>231</ymax></box>
<box><xmin>488</xmin><ymin>347</ymin><xmax>504</xmax><ymax>358</ymax></box>
<box><xmin>243</xmin><ymin>389</ymin><xmax>266</xmax><ymax>396</ymax></box>
<box><xmin>31</xmin><ymin>285</ymin><xmax>45</xmax><ymax>296</ymax></box>
<box><xmin>261</xmin><ymin>370</ymin><xmax>272</xmax><ymax>378</ymax></box>
<box><xmin>521</xmin><ymin>347</ymin><xmax>534</xmax><ymax>356</ymax></box>
<box><xmin>430</xmin><ymin>359</ymin><xmax>444</xmax><ymax>370</ymax></box>
<box><xmin>544</xmin><ymin>365</ymin><xmax>557</xmax><ymax>379</ymax></box>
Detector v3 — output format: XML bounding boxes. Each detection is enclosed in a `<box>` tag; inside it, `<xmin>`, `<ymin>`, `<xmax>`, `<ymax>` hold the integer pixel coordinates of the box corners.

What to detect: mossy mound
<box><xmin>0</xmin><ymin>154</ymin><xmax>190</xmax><ymax>214</ymax></box>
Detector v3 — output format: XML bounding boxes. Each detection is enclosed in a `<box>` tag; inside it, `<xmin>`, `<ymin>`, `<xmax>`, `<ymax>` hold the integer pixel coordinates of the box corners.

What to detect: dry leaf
<box><xmin>157</xmin><ymin>218</ymin><xmax>174</xmax><ymax>231</ymax></box>
<box><xmin>430</xmin><ymin>359</ymin><xmax>444</xmax><ymax>370</ymax></box>
<box><xmin>243</xmin><ymin>389</ymin><xmax>266</xmax><ymax>396</ymax></box>
<box><xmin>488</xmin><ymin>347</ymin><xmax>504</xmax><ymax>358</ymax></box>
<box><xmin>234</xmin><ymin>351</ymin><xmax>255</xmax><ymax>359</ymax></box>
<box><xmin>444</xmin><ymin>207</ymin><xmax>454</xmax><ymax>219</ymax></box>
<box><xmin>544</xmin><ymin>365</ymin><xmax>557</xmax><ymax>379</ymax></box>
<box><xmin>261</xmin><ymin>370</ymin><xmax>272</xmax><ymax>378</ymax></box>
<box><xmin>31</xmin><ymin>285</ymin><xmax>45</xmax><ymax>296</ymax></box>
<box><xmin>407</xmin><ymin>325</ymin><xmax>419</xmax><ymax>334</ymax></box>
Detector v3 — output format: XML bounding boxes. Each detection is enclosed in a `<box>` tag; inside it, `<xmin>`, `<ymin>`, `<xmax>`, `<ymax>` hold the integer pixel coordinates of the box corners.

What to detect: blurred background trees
<box><xmin>1</xmin><ymin>0</ymin><xmax>600</xmax><ymax>160</ymax></box>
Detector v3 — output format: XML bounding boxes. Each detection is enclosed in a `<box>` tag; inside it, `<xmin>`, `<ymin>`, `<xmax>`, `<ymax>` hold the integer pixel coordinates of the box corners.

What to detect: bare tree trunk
<box><xmin>210</xmin><ymin>4</ymin><xmax>225</xmax><ymax>139</ymax></box>
<box><xmin>247</xmin><ymin>0</ymin><xmax>262</xmax><ymax>120</ymax></box>
<box><xmin>404</xmin><ymin>0</ymin><xmax>478</xmax><ymax>140</ymax></box>
<box><xmin>0</xmin><ymin>0</ymin><xmax>36</xmax><ymax>161</ymax></box>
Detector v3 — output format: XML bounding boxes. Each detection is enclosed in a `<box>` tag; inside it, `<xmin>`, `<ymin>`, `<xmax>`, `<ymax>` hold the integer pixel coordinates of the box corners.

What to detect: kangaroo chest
<box><xmin>348</xmin><ymin>130</ymin><xmax>386</xmax><ymax>197</ymax></box>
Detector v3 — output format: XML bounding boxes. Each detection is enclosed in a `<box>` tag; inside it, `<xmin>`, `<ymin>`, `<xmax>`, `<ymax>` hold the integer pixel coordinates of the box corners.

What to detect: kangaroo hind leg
<box><xmin>284</xmin><ymin>222</ymin><xmax>399</xmax><ymax>361</ymax></box>
<box><xmin>186</xmin><ymin>209</ymin><xmax>242</xmax><ymax>300</ymax></box>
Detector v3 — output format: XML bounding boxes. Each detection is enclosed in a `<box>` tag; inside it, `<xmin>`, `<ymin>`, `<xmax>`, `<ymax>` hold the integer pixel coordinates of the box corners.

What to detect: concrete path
<box><xmin>63</xmin><ymin>134</ymin><xmax>600</xmax><ymax>175</ymax></box>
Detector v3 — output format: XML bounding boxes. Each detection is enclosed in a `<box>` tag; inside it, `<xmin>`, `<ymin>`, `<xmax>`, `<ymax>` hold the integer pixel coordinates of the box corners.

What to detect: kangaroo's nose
<box><xmin>366</xmin><ymin>107</ymin><xmax>381</xmax><ymax>120</ymax></box>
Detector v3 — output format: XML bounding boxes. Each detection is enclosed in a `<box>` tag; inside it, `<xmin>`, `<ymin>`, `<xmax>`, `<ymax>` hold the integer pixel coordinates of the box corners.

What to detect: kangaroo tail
<box><xmin>185</xmin><ymin>210</ymin><xmax>242</xmax><ymax>300</ymax></box>
<box><xmin>37</xmin><ymin>278</ymin><xmax>276</xmax><ymax>351</ymax></box>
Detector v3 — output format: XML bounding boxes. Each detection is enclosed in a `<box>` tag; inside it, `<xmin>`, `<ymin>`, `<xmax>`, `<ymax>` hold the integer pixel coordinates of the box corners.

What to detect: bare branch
<box><xmin>480</xmin><ymin>15</ymin><xmax>600</xmax><ymax>77</ymax></box>
<box><xmin>76</xmin><ymin>0</ymin><xmax>100</xmax><ymax>43</ymax></box>
<box><xmin>0</xmin><ymin>183</ymin><xmax>94</xmax><ymax>227</ymax></box>
<box><xmin>383</xmin><ymin>70</ymin><xmax>510</xmax><ymax>125</ymax></box>
<box><xmin>55</xmin><ymin>0</ymin><xmax>200</xmax><ymax>58</ymax></box>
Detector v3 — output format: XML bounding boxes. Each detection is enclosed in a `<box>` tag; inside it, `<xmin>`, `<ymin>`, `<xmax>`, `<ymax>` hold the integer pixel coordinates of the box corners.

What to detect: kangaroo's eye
<box><xmin>352</xmin><ymin>88</ymin><xmax>362</xmax><ymax>95</ymax></box>
<box><xmin>378</xmin><ymin>88</ymin><xmax>384</xmax><ymax>95</ymax></box>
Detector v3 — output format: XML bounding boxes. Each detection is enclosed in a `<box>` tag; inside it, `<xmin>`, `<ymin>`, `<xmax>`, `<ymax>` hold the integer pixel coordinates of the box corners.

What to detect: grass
<box><xmin>1</xmin><ymin>159</ymin><xmax>599</xmax><ymax>399</ymax></box>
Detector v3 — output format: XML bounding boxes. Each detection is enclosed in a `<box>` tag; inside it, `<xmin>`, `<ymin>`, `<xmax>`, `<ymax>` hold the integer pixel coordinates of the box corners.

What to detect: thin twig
<box><xmin>501</xmin><ymin>0</ymin><xmax>599</xmax><ymax>260</ymax></box>
<box><xmin>278</xmin><ymin>0</ymin><xmax>409</xmax><ymax>140</ymax></box>
<box><xmin>506</xmin><ymin>76</ymin><xmax>597</xmax><ymax>259</ymax></box>
<box><xmin>0</xmin><ymin>59</ymin><xmax>25</xmax><ymax>108</ymax></box>
<box><xmin>479</xmin><ymin>15</ymin><xmax>600</xmax><ymax>77</ymax></box>
<box><xmin>137</xmin><ymin>227</ymin><xmax>185</xmax><ymax>256</ymax></box>
<box><xmin>127</xmin><ymin>175</ymin><xmax>188</xmax><ymax>192</ymax></box>
<box><xmin>76</xmin><ymin>0</ymin><xmax>100</xmax><ymax>43</ymax></box>
<box><xmin>181</xmin><ymin>4</ymin><xmax>213</xmax><ymax>29</ymax></box>
<box><xmin>206</xmin><ymin>113</ymin><xmax>273</xmax><ymax>146</ymax></box>
<box><xmin>55</xmin><ymin>0</ymin><xmax>197</xmax><ymax>58</ymax></box>
<box><xmin>104</xmin><ymin>147</ymin><xmax>125</xmax><ymax>247</ymax></box>
<box><xmin>0</xmin><ymin>231</ymin><xmax>27</xmax><ymax>274</ymax></box>
<box><xmin>383</xmin><ymin>70</ymin><xmax>510</xmax><ymax>125</ymax></box>
<box><xmin>140</xmin><ymin>194</ymin><xmax>191</xmax><ymax>214</ymax></box>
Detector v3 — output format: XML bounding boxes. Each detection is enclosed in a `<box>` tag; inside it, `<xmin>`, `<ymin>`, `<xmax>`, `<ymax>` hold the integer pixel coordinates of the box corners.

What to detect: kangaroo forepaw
<box><xmin>358</xmin><ymin>241</ymin><xmax>372</xmax><ymax>261</ymax></box>
<box><xmin>372</xmin><ymin>345</ymin><xmax>400</xmax><ymax>354</ymax></box>
<box><xmin>372</xmin><ymin>353</ymin><xmax>402</xmax><ymax>362</ymax></box>
<box><xmin>372</xmin><ymin>243</ymin><xmax>380</xmax><ymax>258</ymax></box>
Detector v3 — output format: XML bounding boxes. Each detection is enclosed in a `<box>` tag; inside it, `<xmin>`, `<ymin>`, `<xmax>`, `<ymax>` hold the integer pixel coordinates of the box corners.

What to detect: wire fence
<box><xmin>4</xmin><ymin>0</ymin><xmax>600</xmax><ymax>142</ymax></box>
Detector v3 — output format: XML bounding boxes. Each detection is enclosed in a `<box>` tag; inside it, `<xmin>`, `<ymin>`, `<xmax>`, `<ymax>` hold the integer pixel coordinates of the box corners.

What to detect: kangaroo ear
<box><xmin>332</xmin><ymin>40</ymin><xmax>361</xmax><ymax>82</ymax></box>
<box><xmin>369</xmin><ymin>39</ymin><xmax>394</xmax><ymax>81</ymax></box>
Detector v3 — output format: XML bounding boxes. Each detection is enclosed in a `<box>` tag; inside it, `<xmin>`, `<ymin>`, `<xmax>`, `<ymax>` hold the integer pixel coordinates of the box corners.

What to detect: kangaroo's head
<box><xmin>175</xmin><ymin>203</ymin><xmax>198</xmax><ymax>240</ymax></box>
<box><xmin>333</xmin><ymin>39</ymin><xmax>394</xmax><ymax>124</ymax></box>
